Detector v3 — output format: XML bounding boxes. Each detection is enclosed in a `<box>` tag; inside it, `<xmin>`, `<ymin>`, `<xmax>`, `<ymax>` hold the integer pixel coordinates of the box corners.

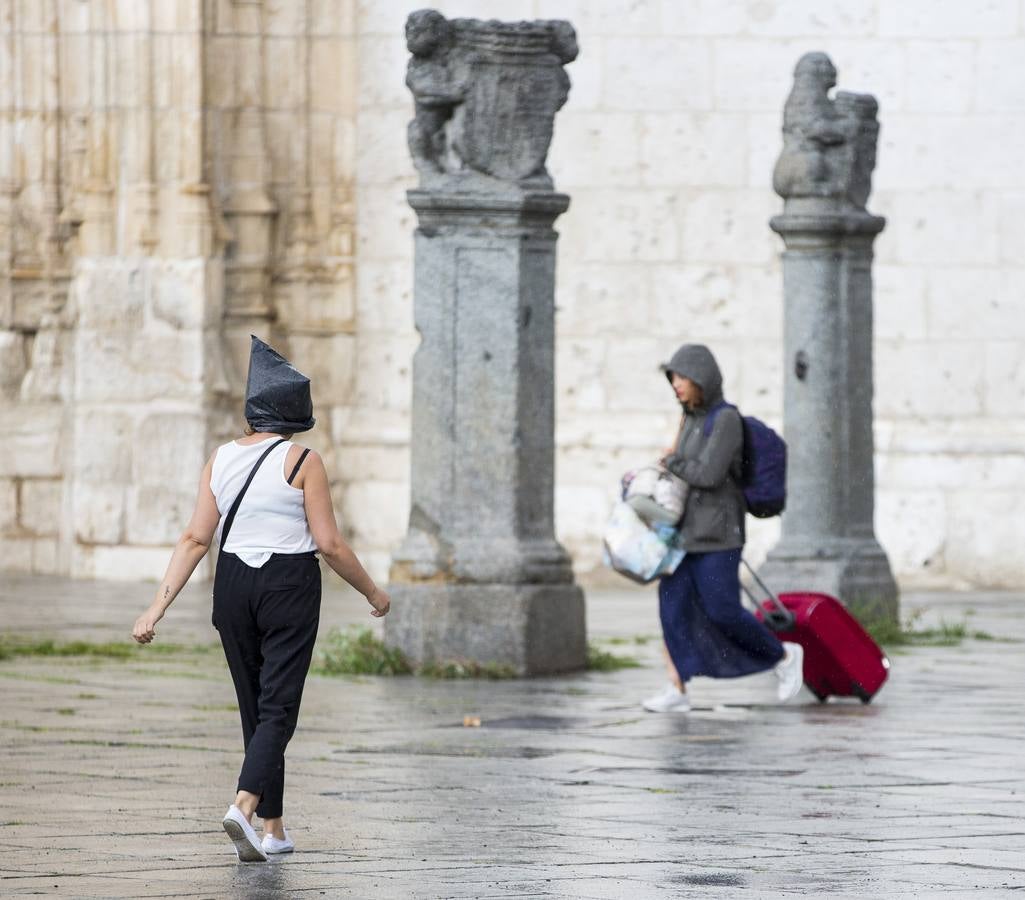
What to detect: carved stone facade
<box><xmin>0</xmin><ymin>0</ymin><xmax>356</xmax><ymax>578</ymax></box>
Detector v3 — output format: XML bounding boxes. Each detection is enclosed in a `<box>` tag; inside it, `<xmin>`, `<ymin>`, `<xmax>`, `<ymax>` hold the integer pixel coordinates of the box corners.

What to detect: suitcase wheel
<box><xmin>808</xmin><ymin>687</ymin><xmax>828</xmax><ymax>703</ymax></box>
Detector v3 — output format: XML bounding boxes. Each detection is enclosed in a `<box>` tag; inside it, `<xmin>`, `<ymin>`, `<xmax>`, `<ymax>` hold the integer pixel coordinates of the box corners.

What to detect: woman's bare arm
<box><xmin>132</xmin><ymin>454</ymin><xmax>221</xmax><ymax>644</ymax></box>
<box><xmin>301</xmin><ymin>451</ymin><xmax>390</xmax><ymax>617</ymax></box>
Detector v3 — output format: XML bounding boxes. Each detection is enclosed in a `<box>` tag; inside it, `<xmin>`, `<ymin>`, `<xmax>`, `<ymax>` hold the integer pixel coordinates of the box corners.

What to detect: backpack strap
<box><xmin>702</xmin><ymin>401</ymin><xmax>736</xmax><ymax>437</ymax></box>
<box><xmin>220</xmin><ymin>439</ymin><xmax>286</xmax><ymax>548</ymax></box>
<box><xmin>287</xmin><ymin>448</ymin><xmax>311</xmax><ymax>485</ymax></box>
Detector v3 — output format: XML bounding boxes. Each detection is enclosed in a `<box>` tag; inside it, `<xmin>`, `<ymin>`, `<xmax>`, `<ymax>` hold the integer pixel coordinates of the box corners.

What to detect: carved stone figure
<box><xmin>772</xmin><ymin>52</ymin><xmax>879</xmax><ymax>212</ymax></box>
<box><xmin>405</xmin><ymin>10</ymin><xmax>578</xmax><ymax>192</ymax></box>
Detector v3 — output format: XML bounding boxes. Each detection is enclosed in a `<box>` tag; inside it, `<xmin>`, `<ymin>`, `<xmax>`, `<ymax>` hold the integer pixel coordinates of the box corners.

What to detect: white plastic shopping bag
<box><xmin>602</xmin><ymin>501</ymin><xmax>685</xmax><ymax>584</ymax></box>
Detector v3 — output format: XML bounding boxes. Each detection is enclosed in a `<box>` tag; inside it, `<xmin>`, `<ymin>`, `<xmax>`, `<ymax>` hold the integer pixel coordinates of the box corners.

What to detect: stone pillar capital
<box><xmin>770</xmin><ymin>210</ymin><xmax>885</xmax><ymax>243</ymax></box>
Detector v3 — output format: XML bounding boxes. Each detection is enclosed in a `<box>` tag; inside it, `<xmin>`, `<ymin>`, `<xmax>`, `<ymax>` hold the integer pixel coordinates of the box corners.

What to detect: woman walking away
<box><xmin>131</xmin><ymin>335</ymin><xmax>390</xmax><ymax>862</ymax></box>
<box><xmin>643</xmin><ymin>343</ymin><xmax>802</xmax><ymax>713</ymax></box>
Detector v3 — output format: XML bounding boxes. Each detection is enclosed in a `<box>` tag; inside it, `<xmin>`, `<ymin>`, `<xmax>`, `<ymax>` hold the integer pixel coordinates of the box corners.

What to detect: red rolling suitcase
<box><xmin>743</xmin><ymin>564</ymin><xmax>890</xmax><ymax>703</ymax></box>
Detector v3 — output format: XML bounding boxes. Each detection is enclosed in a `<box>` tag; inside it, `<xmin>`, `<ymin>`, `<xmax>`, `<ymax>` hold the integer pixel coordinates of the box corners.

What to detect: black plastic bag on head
<box><xmin>244</xmin><ymin>335</ymin><xmax>316</xmax><ymax>433</ymax></box>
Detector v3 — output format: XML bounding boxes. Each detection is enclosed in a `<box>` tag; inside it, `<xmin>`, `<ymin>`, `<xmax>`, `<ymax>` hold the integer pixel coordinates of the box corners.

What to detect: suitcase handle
<box><xmin>740</xmin><ymin>559</ymin><xmax>796</xmax><ymax>632</ymax></box>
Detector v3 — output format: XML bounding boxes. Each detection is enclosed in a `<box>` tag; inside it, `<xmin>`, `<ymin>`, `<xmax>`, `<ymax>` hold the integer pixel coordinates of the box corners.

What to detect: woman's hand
<box><xmin>367</xmin><ymin>587</ymin><xmax>391</xmax><ymax>618</ymax></box>
<box><xmin>132</xmin><ymin>606</ymin><xmax>165</xmax><ymax>644</ymax></box>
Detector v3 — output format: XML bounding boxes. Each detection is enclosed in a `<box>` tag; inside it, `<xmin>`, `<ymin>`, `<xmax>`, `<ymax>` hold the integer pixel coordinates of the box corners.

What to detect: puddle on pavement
<box><xmin>336</xmin><ymin>744</ymin><xmax>558</xmax><ymax>759</ymax></box>
<box><xmin>672</xmin><ymin>872</ymin><xmax>746</xmax><ymax>887</ymax></box>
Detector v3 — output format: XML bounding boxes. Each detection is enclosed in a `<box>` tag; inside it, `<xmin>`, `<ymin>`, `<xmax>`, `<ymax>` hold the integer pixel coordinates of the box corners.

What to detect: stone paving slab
<box><xmin>0</xmin><ymin>575</ymin><xmax>1024</xmax><ymax>897</ymax></box>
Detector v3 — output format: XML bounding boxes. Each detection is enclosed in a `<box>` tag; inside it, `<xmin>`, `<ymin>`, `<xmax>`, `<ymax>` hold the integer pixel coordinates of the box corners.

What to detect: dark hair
<box><xmin>244</xmin><ymin>422</ymin><xmax>293</xmax><ymax>440</ymax></box>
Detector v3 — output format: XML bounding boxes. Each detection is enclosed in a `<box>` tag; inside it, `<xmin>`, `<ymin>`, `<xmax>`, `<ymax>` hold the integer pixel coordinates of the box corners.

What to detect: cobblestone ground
<box><xmin>0</xmin><ymin>574</ymin><xmax>1023</xmax><ymax>898</ymax></box>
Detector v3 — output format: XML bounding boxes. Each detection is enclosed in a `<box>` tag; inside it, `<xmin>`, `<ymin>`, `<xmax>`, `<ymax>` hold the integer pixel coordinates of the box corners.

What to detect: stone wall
<box><xmin>355</xmin><ymin>0</ymin><xmax>1025</xmax><ymax>589</ymax></box>
<box><xmin>3</xmin><ymin>0</ymin><xmax>1023</xmax><ymax>589</ymax></box>
<box><xmin>0</xmin><ymin>0</ymin><xmax>358</xmax><ymax>579</ymax></box>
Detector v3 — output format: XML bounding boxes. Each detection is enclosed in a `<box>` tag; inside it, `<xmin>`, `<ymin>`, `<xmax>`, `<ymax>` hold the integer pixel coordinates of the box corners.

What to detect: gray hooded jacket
<box><xmin>662</xmin><ymin>344</ymin><xmax>745</xmax><ymax>553</ymax></box>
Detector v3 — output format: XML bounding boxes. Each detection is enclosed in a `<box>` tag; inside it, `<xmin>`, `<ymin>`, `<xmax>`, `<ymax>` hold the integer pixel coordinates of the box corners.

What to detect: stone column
<box><xmin>385</xmin><ymin>11</ymin><xmax>586</xmax><ymax>675</ymax></box>
<box><xmin>759</xmin><ymin>53</ymin><xmax>898</xmax><ymax>624</ymax></box>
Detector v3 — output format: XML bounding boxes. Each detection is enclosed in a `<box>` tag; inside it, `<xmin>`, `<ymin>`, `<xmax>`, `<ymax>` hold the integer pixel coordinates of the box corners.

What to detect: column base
<box><xmin>384</xmin><ymin>582</ymin><xmax>587</xmax><ymax>676</ymax></box>
<box><xmin>758</xmin><ymin>541</ymin><xmax>899</xmax><ymax>625</ymax></box>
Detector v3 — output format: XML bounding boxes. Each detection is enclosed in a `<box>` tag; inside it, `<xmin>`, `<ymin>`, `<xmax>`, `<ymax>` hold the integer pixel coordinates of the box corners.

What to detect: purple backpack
<box><xmin>704</xmin><ymin>403</ymin><xmax>787</xmax><ymax>518</ymax></box>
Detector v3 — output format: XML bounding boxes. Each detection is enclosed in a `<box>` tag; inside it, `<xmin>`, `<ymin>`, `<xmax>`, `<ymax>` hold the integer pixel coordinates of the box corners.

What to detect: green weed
<box><xmin>586</xmin><ymin>644</ymin><xmax>641</xmax><ymax>671</ymax></box>
<box><xmin>864</xmin><ymin>611</ymin><xmax>1017</xmax><ymax>649</ymax></box>
<box><xmin>313</xmin><ymin>628</ymin><xmax>412</xmax><ymax>677</ymax></box>
<box><xmin>0</xmin><ymin>636</ymin><xmax>215</xmax><ymax>661</ymax></box>
<box><xmin>418</xmin><ymin>659</ymin><xmax>518</xmax><ymax>680</ymax></box>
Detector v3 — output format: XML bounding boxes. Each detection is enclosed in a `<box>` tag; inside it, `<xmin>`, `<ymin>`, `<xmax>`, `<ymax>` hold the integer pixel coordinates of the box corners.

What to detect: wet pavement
<box><xmin>1</xmin><ymin>574</ymin><xmax>1023</xmax><ymax>898</ymax></box>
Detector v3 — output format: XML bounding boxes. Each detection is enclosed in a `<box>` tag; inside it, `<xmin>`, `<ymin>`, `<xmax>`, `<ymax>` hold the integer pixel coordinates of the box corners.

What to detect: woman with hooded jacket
<box><xmin>642</xmin><ymin>343</ymin><xmax>803</xmax><ymax>713</ymax></box>
<box><xmin>131</xmin><ymin>336</ymin><xmax>391</xmax><ymax>861</ymax></box>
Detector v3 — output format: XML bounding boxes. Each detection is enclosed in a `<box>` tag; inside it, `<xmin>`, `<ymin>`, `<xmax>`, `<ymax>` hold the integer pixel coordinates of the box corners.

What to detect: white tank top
<box><xmin>210</xmin><ymin>437</ymin><xmax>317</xmax><ymax>568</ymax></box>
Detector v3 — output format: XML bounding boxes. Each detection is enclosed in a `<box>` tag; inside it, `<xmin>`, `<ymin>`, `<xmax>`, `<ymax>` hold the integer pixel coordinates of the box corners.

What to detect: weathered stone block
<box><xmin>71</xmin><ymin>411</ymin><xmax>133</xmax><ymax>481</ymax></box>
<box><xmin>876</xmin><ymin>340</ymin><xmax>985</xmax><ymax>418</ymax></box>
<box><xmin>0</xmin><ymin>538</ymin><xmax>35</xmax><ymax>574</ymax></box>
<box><xmin>20</xmin><ymin>479</ymin><xmax>62</xmax><ymax>537</ymax></box>
<box><xmin>560</xmin><ymin>189</ymin><xmax>679</xmax><ymax>263</ymax></box>
<box><xmin>983</xmin><ymin>341</ymin><xmax>1025</xmax><ymax>416</ymax></box>
<box><xmin>132</xmin><ymin>413</ymin><xmax>207</xmax><ymax>492</ymax></box>
<box><xmin>879</xmin><ymin>0</ymin><xmax>1019</xmax><ymax>38</ymax></box>
<box><xmin>341</xmin><ymin>480</ymin><xmax>408</xmax><ymax>549</ymax></box>
<box><xmin>356</xmin><ymin>261</ymin><xmax>413</xmax><ymax>333</ymax></box>
<box><xmin>88</xmin><ymin>545</ymin><xmax>185</xmax><ymax>582</ymax></box>
<box><xmin>550</xmin><ymin>112</ymin><xmax>641</xmax><ymax>189</ymax></box>
<box><xmin>876</xmin><ymin>490</ymin><xmax>948</xmax><ymax>581</ymax></box>
<box><xmin>0</xmin><ymin>480</ymin><xmax>16</xmax><ymax>533</ymax></box>
<box><xmin>946</xmin><ymin>491</ymin><xmax>1025</xmax><ymax>588</ymax></box>
<box><xmin>885</xmin><ymin>191</ymin><xmax>999</xmax><ymax>266</ymax></box>
<box><xmin>125</xmin><ymin>486</ymin><xmax>195</xmax><ymax>546</ymax></box>
<box><xmin>351</xmin><ymin>334</ymin><xmax>417</xmax><ymax>411</ymax></box>
<box><xmin>556</xmin><ymin>337</ymin><xmax>608</xmax><ymax>412</ymax></box>
<box><xmin>30</xmin><ymin>537</ymin><xmax>59</xmax><ymax>575</ymax></box>
<box><xmin>4</xmin><ymin>405</ymin><xmax>63</xmax><ymax>478</ymax></box>
<box><xmin>556</xmin><ymin>263</ymin><xmax>653</xmax><ymax>338</ymax></box>
<box><xmin>73</xmin><ymin>483</ymin><xmax>125</xmax><ymax>545</ymax></box>
<box><xmin>604</xmin><ymin>38</ymin><xmax>711</xmax><ymax>111</ymax></box>
<box><xmin>680</xmin><ymin>189</ymin><xmax>777</xmax><ymax>265</ymax></box>
<box><xmin>639</xmin><ymin>112</ymin><xmax>747</xmax><ymax>188</ymax></box>
<box><xmin>906</xmin><ymin>41</ymin><xmax>975</xmax><ymax>114</ymax></box>
<box><xmin>386</xmin><ymin>583</ymin><xmax>587</xmax><ymax>676</ymax></box>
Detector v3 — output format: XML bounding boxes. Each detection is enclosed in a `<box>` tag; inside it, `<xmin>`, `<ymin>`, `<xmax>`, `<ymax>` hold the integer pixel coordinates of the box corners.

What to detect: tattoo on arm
<box><xmin>163</xmin><ymin>586</ymin><xmax>170</xmax><ymax>600</ymax></box>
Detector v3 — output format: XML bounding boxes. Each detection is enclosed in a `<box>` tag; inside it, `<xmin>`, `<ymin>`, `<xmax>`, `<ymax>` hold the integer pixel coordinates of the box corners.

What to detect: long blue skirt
<box><xmin>659</xmin><ymin>548</ymin><xmax>785</xmax><ymax>681</ymax></box>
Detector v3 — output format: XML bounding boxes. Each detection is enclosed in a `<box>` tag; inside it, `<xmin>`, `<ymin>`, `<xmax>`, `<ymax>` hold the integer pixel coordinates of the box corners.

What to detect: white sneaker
<box><xmin>262</xmin><ymin>831</ymin><xmax>294</xmax><ymax>855</ymax></box>
<box><xmin>774</xmin><ymin>641</ymin><xmax>805</xmax><ymax>703</ymax></box>
<box><xmin>642</xmin><ymin>683</ymin><xmax>691</xmax><ymax>713</ymax></box>
<box><xmin>222</xmin><ymin>805</ymin><xmax>268</xmax><ymax>862</ymax></box>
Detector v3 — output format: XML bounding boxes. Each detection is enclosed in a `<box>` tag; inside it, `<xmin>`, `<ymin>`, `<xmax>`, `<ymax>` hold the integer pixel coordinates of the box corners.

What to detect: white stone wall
<box><xmin>352</xmin><ymin>0</ymin><xmax>1025</xmax><ymax>588</ymax></box>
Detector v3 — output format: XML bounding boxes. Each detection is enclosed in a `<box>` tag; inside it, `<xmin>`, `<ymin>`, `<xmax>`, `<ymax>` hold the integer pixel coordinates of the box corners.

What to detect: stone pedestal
<box><xmin>386</xmin><ymin>12</ymin><xmax>585</xmax><ymax>674</ymax></box>
<box><xmin>760</xmin><ymin>53</ymin><xmax>898</xmax><ymax>624</ymax></box>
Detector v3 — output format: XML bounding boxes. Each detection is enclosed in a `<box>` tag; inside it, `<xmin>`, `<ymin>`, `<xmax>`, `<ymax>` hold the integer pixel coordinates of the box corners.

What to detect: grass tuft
<box><xmin>0</xmin><ymin>636</ymin><xmax>218</xmax><ymax>662</ymax></box>
<box><xmin>864</xmin><ymin>610</ymin><xmax>1019</xmax><ymax>649</ymax></box>
<box><xmin>312</xmin><ymin>628</ymin><xmax>412</xmax><ymax>676</ymax></box>
<box><xmin>586</xmin><ymin>643</ymin><xmax>641</xmax><ymax>671</ymax></box>
<box><xmin>418</xmin><ymin>659</ymin><xmax>518</xmax><ymax>680</ymax></box>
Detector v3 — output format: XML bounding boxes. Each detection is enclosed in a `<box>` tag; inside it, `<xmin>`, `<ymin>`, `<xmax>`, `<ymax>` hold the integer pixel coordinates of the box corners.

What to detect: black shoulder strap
<box><xmin>287</xmin><ymin>448</ymin><xmax>311</xmax><ymax>485</ymax></box>
<box><xmin>220</xmin><ymin>439</ymin><xmax>286</xmax><ymax>547</ymax></box>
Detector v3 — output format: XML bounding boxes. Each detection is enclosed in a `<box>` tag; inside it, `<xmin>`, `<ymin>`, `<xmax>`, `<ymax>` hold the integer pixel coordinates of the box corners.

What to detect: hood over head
<box><xmin>244</xmin><ymin>335</ymin><xmax>316</xmax><ymax>434</ymax></box>
<box><xmin>661</xmin><ymin>343</ymin><xmax>724</xmax><ymax>409</ymax></box>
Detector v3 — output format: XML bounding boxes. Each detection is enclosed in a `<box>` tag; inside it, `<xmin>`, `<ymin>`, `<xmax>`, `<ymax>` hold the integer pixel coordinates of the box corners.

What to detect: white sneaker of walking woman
<box><xmin>642</xmin><ymin>683</ymin><xmax>691</xmax><ymax>713</ymax></box>
<box><xmin>774</xmin><ymin>641</ymin><xmax>805</xmax><ymax>703</ymax></box>
<box><xmin>222</xmin><ymin>805</ymin><xmax>268</xmax><ymax>862</ymax></box>
<box><xmin>262</xmin><ymin>830</ymin><xmax>294</xmax><ymax>854</ymax></box>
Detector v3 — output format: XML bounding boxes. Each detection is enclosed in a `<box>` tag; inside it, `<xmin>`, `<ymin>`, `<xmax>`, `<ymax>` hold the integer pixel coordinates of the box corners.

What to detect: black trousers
<box><xmin>212</xmin><ymin>550</ymin><xmax>321</xmax><ymax>819</ymax></box>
